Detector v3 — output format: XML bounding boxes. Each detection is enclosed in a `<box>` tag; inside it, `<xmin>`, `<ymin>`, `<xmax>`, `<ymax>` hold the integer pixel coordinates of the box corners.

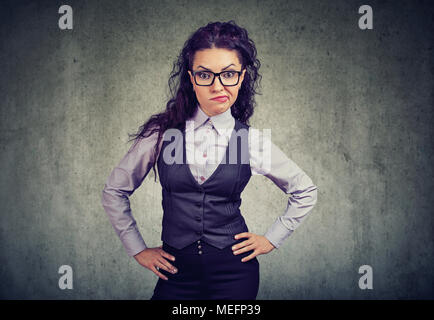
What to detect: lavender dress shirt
<box><xmin>101</xmin><ymin>105</ymin><xmax>318</xmax><ymax>257</ymax></box>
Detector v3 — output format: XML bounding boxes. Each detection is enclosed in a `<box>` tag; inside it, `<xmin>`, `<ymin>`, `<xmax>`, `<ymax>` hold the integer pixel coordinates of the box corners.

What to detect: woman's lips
<box><xmin>211</xmin><ymin>96</ymin><xmax>228</xmax><ymax>103</ymax></box>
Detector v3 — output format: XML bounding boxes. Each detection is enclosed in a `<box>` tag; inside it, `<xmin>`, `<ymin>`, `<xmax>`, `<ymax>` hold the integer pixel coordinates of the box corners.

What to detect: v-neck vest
<box><xmin>157</xmin><ymin>118</ymin><xmax>252</xmax><ymax>249</ymax></box>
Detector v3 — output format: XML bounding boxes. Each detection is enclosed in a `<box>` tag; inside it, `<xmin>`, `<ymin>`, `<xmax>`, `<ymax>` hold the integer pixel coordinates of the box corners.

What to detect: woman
<box><xmin>101</xmin><ymin>21</ymin><xmax>318</xmax><ymax>300</ymax></box>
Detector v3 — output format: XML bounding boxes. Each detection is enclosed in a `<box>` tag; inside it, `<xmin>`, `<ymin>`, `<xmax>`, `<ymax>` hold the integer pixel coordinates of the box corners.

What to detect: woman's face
<box><xmin>188</xmin><ymin>48</ymin><xmax>246</xmax><ymax>117</ymax></box>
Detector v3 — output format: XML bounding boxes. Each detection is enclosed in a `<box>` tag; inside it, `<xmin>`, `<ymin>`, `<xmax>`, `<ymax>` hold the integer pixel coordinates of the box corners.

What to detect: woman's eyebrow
<box><xmin>197</xmin><ymin>63</ymin><xmax>236</xmax><ymax>71</ymax></box>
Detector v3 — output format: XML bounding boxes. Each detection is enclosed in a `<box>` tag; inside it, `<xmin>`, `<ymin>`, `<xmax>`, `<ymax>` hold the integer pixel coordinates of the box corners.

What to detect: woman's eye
<box><xmin>198</xmin><ymin>72</ymin><xmax>211</xmax><ymax>79</ymax></box>
<box><xmin>222</xmin><ymin>72</ymin><xmax>235</xmax><ymax>78</ymax></box>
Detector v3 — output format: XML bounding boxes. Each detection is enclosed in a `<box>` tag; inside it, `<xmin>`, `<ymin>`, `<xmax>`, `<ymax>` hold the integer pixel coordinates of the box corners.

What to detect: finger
<box><xmin>155</xmin><ymin>260</ymin><xmax>174</xmax><ymax>274</ymax></box>
<box><xmin>232</xmin><ymin>240</ymin><xmax>254</xmax><ymax>251</ymax></box>
<box><xmin>240</xmin><ymin>251</ymin><xmax>257</xmax><ymax>263</ymax></box>
<box><xmin>234</xmin><ymin>232</ymin><xmax>250</xmax><ymax>240</ymax></box>
<box><xmin>160</xmin><ymin>250</ymin><xmax>176</xmax><ymax>262</ymax></box>
<box><xmin>151</xmin><ymin>265</ymin><xmax>168</xmax><ymax>281</ymax></box>
<box><xmin>234</xmin><ymin>243</ymin><xmax>255</xmax><ymax>255</ymax></box>
<box><xmin>157</xmin><ymin>258</ymin><xmax>177</xmax><ymax>274</ymax></box>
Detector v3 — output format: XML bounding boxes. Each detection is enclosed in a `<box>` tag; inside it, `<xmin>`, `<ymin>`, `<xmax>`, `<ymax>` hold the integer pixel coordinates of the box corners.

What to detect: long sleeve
<box><xmin>101</xmin><ymin>130</ymin><xmax>162</xmax><ymax>257</ymax></box>
<box><xmin>249</xmin><ymin>128</ymin><xmax>318</xmax><ymax>249</ymax></box>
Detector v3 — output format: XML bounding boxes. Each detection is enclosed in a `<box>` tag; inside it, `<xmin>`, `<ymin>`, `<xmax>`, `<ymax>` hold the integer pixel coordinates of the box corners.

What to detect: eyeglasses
<box><xmin>191</xmin><ymin>69</ymin><xmax>244</xmax><ymax>86</ymax></box>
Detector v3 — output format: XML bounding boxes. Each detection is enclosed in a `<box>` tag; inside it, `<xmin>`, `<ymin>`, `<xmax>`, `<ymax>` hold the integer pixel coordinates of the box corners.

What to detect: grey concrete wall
<box><xmin>0</xmin><ymin>0</ymin><xmax>433</xmax><ymax>299</ymax></box>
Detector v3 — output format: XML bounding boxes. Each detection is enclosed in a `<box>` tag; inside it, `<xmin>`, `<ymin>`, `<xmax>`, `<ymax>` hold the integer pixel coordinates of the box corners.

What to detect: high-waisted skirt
<box><xmin>150</xmin><ymin>238</ymin><xmax>260</xmax><ymax>300</ymax></box>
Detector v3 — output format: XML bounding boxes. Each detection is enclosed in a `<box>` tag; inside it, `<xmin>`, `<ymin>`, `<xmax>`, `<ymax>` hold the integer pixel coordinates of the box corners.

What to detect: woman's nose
<box><xmin>211</xmin><ymin>76</ymin><xmax>224</xmax><ymax>91</ymax></box>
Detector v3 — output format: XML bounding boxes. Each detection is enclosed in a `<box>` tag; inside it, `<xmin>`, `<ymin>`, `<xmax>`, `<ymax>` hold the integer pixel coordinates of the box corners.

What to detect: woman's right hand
<box><xmin>134</xmin><ymin>245</ymin><xmax>178</xmax><ymax>281</ymax></box>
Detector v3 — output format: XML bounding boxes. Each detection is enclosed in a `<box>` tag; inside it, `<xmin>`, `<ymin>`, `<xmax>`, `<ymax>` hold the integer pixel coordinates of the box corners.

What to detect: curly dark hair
<box><xmin>128</xmin><ymin>20</ymin><xmax>262</xmax><ymax>182</ymax></box>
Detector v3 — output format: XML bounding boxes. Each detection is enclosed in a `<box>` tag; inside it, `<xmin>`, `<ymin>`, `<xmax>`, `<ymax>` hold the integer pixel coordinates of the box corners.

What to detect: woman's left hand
<box><xmin>232</xmin><ymin>232</ymin><xmax>276</xmax><ymax>262</ymax></box>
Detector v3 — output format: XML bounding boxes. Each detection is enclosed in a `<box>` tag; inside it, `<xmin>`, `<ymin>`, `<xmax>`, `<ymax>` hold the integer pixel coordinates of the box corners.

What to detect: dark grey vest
<box><xmin>157</xmin><ymin>118</ymin><xmax>252</xmax><ymax>250</ymax></box>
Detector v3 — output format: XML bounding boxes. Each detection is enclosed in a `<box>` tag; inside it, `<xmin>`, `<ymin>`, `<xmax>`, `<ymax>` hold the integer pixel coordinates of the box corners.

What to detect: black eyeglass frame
<box><xmin>190</xmin><ymin>69</ymin><xmax>245</xmax><ymax>86</ymax></box>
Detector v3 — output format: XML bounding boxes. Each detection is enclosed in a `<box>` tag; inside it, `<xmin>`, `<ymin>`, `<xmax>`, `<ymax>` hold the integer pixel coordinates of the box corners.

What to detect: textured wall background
<box><xmin>1</xmin><ymin>0</ymin><xmax>433</xmax><ymax>299</ymax></box>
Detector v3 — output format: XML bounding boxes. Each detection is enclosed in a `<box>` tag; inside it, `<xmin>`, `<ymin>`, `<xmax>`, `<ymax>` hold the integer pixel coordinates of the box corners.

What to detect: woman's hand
<box><xmin>232</xmin><ymin>232</ymin><xmax>276</xmax><ymax>262</ymax></box>
<box><xmin>134</xmin><ymin>245</ymin><xmax>178</xmax><ymax>281</ymax></box>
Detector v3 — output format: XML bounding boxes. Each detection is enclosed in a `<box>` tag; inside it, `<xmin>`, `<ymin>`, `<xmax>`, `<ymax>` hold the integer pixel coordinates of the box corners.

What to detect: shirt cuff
<box><xmin>120</xmin><ymin>229</ymin><xmax>148</xmax><ymax>257</ymax></box>
<box><xmin>264</xmin><ymin>218</ymin><xmax>294</xmax><ymax>249</ymax></box>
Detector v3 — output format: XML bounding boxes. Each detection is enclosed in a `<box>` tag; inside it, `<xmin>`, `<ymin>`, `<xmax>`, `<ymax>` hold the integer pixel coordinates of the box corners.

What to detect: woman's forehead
<box><xmin>192</xmin><ymin>48</ymin><xmax>241</xmax><ymax>69</ymax></box>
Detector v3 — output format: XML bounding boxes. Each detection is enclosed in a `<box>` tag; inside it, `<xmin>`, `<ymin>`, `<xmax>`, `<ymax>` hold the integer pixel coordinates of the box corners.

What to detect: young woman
<box><xmin>101</xmin><ymin>21</ymin><xmax>318</xmax><ymax>300</ymax></box>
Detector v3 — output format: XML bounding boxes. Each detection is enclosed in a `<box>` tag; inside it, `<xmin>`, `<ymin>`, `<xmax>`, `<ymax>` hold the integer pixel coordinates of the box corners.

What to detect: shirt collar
<box><xmin>187</xmin><ymin>103</ymin><xmax>234</xmax><ymax>136</ymax></box>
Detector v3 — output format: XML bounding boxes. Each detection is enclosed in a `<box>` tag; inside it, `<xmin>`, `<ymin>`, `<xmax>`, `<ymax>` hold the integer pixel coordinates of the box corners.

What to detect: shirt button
<box><xmin>203</xmin><ymin>152</ymin><xmax>207</xmax><ymax>158</ymax></box>
<box><xmin>200</xmin><ymin>176</ymin><xmax>205</xmax><ymax>181</ymax></box>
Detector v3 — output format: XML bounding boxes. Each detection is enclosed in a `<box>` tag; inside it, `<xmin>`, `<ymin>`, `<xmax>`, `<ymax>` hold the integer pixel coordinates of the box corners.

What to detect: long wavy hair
<box><xmin>128</xmin><ymin>20</ymin><xmax>262</xmax><ymax>182</ymax></box>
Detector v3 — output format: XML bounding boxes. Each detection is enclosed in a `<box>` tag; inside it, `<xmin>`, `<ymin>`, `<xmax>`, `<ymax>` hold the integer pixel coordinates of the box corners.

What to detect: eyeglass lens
<box><xmin>195</xmin><ymin>71</ymin><xmax>239</xmax><ymax>86</ymax></box>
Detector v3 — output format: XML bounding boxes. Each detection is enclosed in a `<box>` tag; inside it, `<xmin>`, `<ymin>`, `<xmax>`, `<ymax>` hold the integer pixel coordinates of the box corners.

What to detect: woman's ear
<box><xmin>188</xmin><ymin>70</ymin><xmax>194</xmax><ymax>86</ymax></box>
<box><xmin>240</xmin><ymin>68</ymin><xmax>247</xmax><ymax>84</ymax></box>
<box><xmin>188</xmin><ymin>70</ymin><xmax>196</xmax><ymax>93</ymax></box>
